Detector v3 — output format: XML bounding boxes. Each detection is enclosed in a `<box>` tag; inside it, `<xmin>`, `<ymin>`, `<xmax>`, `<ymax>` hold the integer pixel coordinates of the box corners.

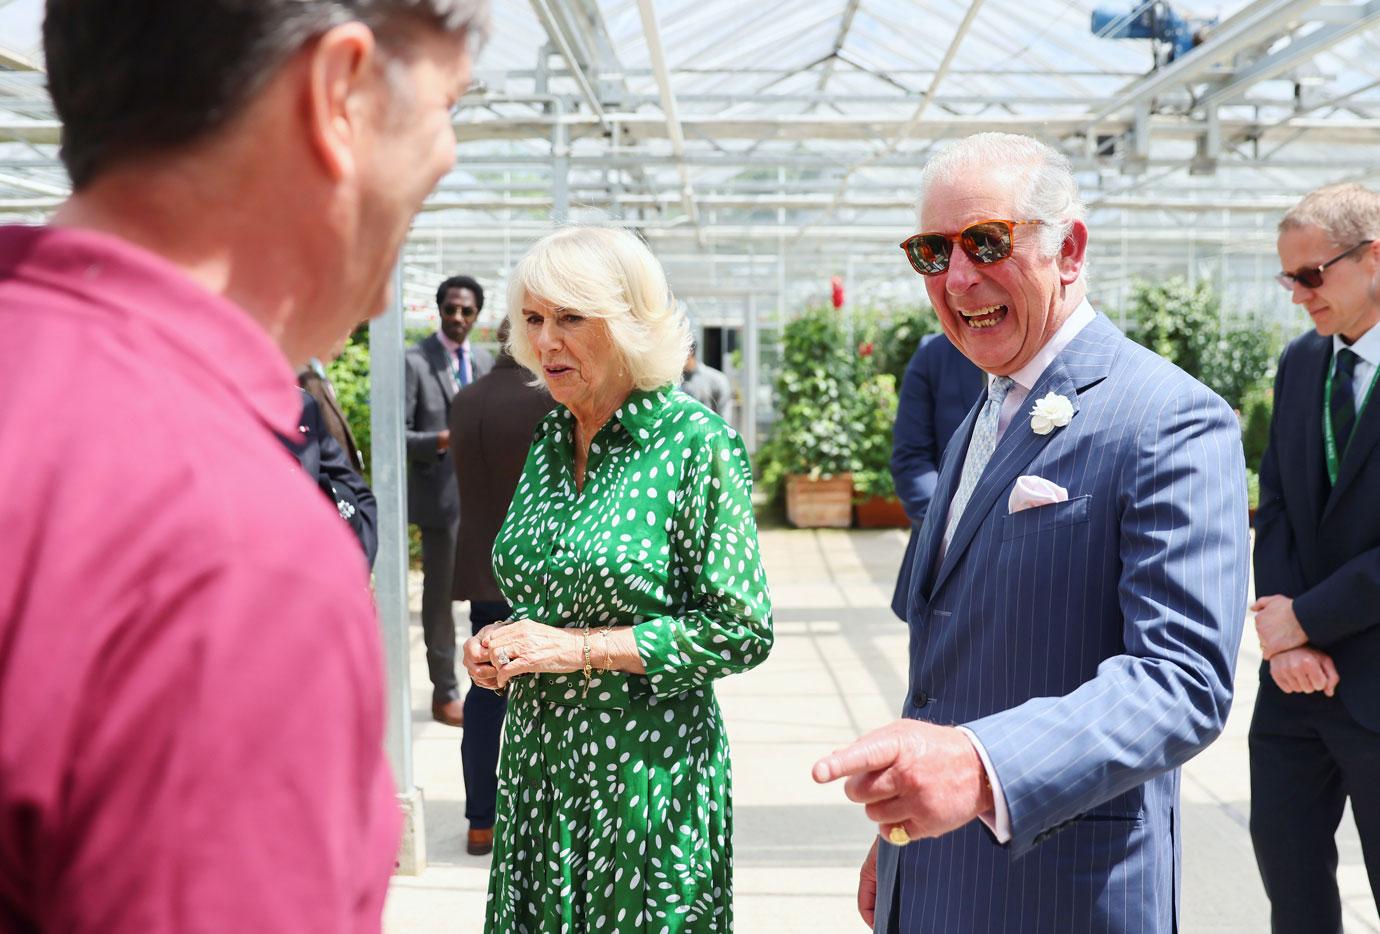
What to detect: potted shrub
<box><xmin>758</xmin><ymin>306</ymin><xmax>859</xmax><ymax>527</ymax></box>
<box><xmin>851</xmin><ymin>366</ymin><xmax>909</xmax><ymax>528</ymax></box>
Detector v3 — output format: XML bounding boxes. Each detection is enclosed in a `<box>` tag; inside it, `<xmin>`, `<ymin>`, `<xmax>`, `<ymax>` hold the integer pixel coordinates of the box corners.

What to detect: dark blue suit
<box><xmin>1249</xmin><ymin>330</ymin><xmax>1380</xmax><ymax>933</ymax></box>
<box><xmin>889</xmin><ymin>334</ymin><xmax>984</xmax><ymax>619</ymax></box>
<box><xmin>281</xmin><ymin>390</ymin><xmax>377</xmax><ymax>567</ymax></box>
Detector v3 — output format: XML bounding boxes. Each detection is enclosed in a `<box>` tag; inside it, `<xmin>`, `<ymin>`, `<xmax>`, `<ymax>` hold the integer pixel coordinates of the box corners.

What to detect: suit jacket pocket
<box><xmin>1001</xmin><ymin>494</ymin><xmax>1091</xmax><ymax>541</ymax></box>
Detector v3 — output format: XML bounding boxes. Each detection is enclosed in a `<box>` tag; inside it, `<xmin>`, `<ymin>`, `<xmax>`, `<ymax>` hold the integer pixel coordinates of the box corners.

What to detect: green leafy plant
<box><xmin>756</xmin><ymin>305</ymin><xmax>861</xmax><ymax>499</ymax></box>
<box><xmin>1123</xmin><ymin>277</ymin><xmax>1279</xmax><ymax>410</ymax></box>
<box><xmin>326</xmin><ymin>336</ymin><xmax>373</xmax><ymax>477</ymax></box>
<box><xmin>1241</xmin><ymin>381</ymin><xmax>1273</xmax><ymax>471</ymax></box>
<box><xmin>851</xmin><ymin>371</ymin><xmax>899</xmax><ymax>500</ymax></box>
<box><xmin>855</xmin><ymin>304</ymin><xmax>940</xmax><ymax>386</ymax></box>
<box><xmin>1125</xmin><ymin>276</ymin><xmax>1221</xmax><ymax>377</ymax></box>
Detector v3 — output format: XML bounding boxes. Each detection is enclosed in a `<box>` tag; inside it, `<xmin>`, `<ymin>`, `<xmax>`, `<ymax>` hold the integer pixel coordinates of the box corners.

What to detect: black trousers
<box><xmin>419</xmin><ymin>519</ymin><xmax>459</xmax><ymax>703</ymax></box>
<box><xmin>461</xmin><ymin>600</ymin><xmax>510</xmax><ymax>829</ymax></box>
<box><xmin>1250</xmin><ymin>672</ymin><xmax>1380</xmax><ymax>934</ymax></box>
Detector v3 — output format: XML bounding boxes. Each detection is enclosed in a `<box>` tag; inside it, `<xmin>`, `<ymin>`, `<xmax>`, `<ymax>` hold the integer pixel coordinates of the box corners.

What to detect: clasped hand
<box><xmin>1251</xmin><ymin>594</ymin><xmax>1338</xmax><ymax>696</ymax></box>
<box><xmin>461</xmin><ymin>620</ymin><xmax>583</xmax><ymax>690</ymax></box>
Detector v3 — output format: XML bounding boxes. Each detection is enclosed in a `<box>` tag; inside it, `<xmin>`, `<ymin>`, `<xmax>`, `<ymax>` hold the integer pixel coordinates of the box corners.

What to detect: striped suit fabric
<box><xmin>876</xmin><ymin>313</ymin><xmax>1250</xmax><ymax>934</ymax></box>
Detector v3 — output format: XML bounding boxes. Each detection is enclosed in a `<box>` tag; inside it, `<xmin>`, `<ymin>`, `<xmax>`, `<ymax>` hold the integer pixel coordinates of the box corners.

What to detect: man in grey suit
<box><xmin>405</xmin><ymin>274</ymin><xmax>494</xmax><ymax>725</ymax></box>
<box><xmin>814</xmin><ymin>133</ymin><xmax>1249</xmax><ymax>933</ymax></box>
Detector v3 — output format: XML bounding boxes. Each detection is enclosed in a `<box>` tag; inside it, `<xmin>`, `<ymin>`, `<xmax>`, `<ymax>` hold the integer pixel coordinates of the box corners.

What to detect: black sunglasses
<box><xmin>441</xmin><ymin>305</ymin><xmax>479</xmax><ymax>318</ymax></box>
<box><xmin>1276</xmin><ymin>240</ymin><xmax>1373</xmax><ymax>290</ymax></box>
<box><xmin>900</xmin><ymin>219</ymin><xmax>1046</xmax><ymax>276</ymax></box>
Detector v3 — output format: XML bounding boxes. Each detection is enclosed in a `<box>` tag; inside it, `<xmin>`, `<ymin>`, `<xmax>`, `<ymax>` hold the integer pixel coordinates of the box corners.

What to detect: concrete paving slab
<box><xmin>384</xmin><ymin>529</ymin><xmax>1380</xmax><ymax>933</ymax></box>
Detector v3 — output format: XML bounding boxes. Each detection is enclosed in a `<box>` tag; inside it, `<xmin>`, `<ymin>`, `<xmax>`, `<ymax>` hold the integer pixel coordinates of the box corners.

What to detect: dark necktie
<box><xmin>456</xmin><ymin>347</ymin><xmax>470</xmax><ymax>387</ymax></box>
<box><xmin>1332</xmin><ymin>348</ymin><xmax>1359</xmax><ymax>457</ymax></box>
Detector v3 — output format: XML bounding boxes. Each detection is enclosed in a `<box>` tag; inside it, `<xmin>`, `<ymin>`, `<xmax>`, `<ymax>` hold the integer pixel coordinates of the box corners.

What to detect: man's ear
<box><xmin>303</xmin><ymin>23</ymin><xmax>378</xmax><ymax>182</ymax></box>
<box><xmin>1058</xmin><ymin>219</ymin><xmax>1089</xmax><ymax>285</ymax></box>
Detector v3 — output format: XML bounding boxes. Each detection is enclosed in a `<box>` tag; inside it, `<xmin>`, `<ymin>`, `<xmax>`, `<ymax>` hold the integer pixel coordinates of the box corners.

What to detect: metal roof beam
<box><xmin>1200</xmin><ymin>0</ymin><xmax>1380</xmax><ymax>110</ymax></box>
<box><xmin>635</xmin><ymin>0</ymin><xmax>701</xmax><ymax>242</ymax></box>
<box><xmin>1086</xmin><ymin>0</ymin><xmax>1324</xmax><ymax>126</ymax></box>
<box><xmin>529</xmin><ymin>0</ymin><xmax>607</xmax><ymax>124</ymax></box>
<box><xmin>815</xmin><ymin>0</ymin><xmax>863</xmax><ymax>95</ymax></box>
<box><xmin>0</xmin><ymin>45</ymin><xmax>39</xmax><ymax>73</ymax></box>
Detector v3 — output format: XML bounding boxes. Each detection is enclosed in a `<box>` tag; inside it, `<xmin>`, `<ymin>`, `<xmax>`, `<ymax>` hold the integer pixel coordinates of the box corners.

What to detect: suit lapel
<box><xmin>927</xmin><ymin>315</ymin><xmax>1117</xmax><ymax>601</ymax></box>
<box><xmin>1292</xmin><ymin>337</ymin><xmax>1330</xmax><ymax>528</ymax></box>
<box><xmin>913</xmin><ymin>402</ymin><xmax>981</xmax><ymax>607</ymax></box>
<box><xmin>424</xmin><ymin>334</ymin><xmax>456</xmax><ymax>403</ymax></box>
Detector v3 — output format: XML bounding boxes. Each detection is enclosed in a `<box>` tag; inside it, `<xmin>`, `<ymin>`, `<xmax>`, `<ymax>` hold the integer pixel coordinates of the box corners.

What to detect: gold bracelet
<box><xmin>581</xmin><ymin>628</ymin><xmax>593</xmax><ymax>698</ymax></box>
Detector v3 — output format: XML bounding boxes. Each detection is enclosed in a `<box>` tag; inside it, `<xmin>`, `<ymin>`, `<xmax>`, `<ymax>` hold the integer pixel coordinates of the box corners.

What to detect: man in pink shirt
<box><xmin>0</xmin><ymin>1</ymin><xmax>487</xmax><ymax>931</ymax></box>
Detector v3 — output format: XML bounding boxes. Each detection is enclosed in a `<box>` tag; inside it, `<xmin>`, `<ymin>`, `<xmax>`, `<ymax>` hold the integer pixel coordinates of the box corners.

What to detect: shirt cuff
<box><xmin>956</xmin><ymin>726</ymin><xmax>1012</xmax><ymax>844</ymax></box>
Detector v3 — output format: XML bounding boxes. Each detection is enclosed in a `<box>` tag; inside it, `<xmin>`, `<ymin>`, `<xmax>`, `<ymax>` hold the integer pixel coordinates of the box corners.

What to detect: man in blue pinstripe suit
<box><xmin>814</xmin><ymin>133</ymin><xmax>1250</xmax><ymax>933</ymax></box>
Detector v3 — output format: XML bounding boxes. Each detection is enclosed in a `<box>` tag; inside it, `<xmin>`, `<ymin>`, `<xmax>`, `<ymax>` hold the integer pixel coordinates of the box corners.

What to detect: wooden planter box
<box><xmin>854</xmin><ymin>495</ymin><xmax>910</xmax><ymax>528</ymax></box>
<box><xmin>785</xmin><ymin>473</ymin><xmax>854</xmax><ymax>528</ymax></box>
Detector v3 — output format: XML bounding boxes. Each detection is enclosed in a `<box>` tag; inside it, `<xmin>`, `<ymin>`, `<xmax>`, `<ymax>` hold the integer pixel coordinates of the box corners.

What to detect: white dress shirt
<box><xmin>949</xmin><ymin>298</ymin><xmax>1096</xmax><ymax>844</ymax></box>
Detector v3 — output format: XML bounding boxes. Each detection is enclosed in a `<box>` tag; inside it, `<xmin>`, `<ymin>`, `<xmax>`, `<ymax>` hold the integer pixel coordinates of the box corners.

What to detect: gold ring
<box><xmin>887</xmin><ymin>826</ymin><xmax>911</xmax><ymax>846</ymax></box>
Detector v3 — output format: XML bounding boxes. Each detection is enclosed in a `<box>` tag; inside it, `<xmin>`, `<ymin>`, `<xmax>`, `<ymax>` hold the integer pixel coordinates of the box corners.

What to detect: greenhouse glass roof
<box><xmin>2</xmin><ymin>0</ymin><xmax>1379</xmax><ymax>326</ymax></box>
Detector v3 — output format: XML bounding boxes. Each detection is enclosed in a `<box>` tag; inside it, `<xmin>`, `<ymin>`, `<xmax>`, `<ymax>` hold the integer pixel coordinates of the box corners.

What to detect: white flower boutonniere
<box><xmin>1030</xmin><ymin>392</ymin><xmax>1074</xmax><ymax>436</ymax></box>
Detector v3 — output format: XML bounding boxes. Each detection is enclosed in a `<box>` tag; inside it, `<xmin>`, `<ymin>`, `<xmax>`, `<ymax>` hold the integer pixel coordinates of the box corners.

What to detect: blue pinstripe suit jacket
<box><xmin>876</xmin><ymin>314</ymin><xmax>1250</xmax><ymax>934</ymax></box>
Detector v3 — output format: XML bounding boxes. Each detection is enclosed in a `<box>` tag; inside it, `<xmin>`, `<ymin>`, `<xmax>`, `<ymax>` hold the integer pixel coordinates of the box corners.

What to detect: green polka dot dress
<box><xmin>484</xmin><ymin>386</ymin><xmax>774</xmax><ymax>933</ymax></box>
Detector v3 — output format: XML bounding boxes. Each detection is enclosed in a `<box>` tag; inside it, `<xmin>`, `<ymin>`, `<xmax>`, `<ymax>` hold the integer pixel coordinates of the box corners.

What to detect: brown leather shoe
<box><xmin>431</xmin><ymin>698</ymin><xmax>463</xmax><ymax>727</ymax></box>
<box><xmin>467</xmin><ymin>827</ymin><xmax>494</xmax><ymax>856</ymax></box>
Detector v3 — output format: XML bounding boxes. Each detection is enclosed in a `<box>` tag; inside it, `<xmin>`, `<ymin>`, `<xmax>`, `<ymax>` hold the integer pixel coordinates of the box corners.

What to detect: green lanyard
<box><xmin>1324</xmin><ymin>354</ymin><xmax>1380</xmax><ymax>486</ymax></box>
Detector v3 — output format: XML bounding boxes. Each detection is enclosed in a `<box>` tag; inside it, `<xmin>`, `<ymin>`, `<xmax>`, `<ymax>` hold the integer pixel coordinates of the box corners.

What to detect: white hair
<box><xmin>918</xmin><ymin>133</ymin><xmax>1085</xmax><ymax>258</ymax></box>
<box><xmin>506</xmin><ymin>227</ymin><xmax>691</xmax><ymax>391</ymax></box>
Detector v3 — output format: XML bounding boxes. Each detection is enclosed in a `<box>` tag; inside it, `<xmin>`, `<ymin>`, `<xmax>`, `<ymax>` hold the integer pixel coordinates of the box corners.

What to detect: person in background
<box><xmin>462</xmin><ymin>227</ymin><xmax>773</xmax><ymax>931</ymax></box>
<box><xmin>406</xmin><ymin>274</ymin><xmax>494</xmax><ymax>727</ymax></box>
<box><xmin>888</xmin><ymin>331</ymin><xmax>984</xmax><ymax>621</ymax></box>
<box><xmin>449</xmin><ymin>319</ymin><xmax>558</xmax><ymax>857</ymax></box>
<box><xmin>1250</xmin><ymin>182</ymin><xmax>1380</xmax><ymax>933</ymax></box>
<box><xmin>680</xmin><ymin>337</ymin><xmax>734</xmax><ymax>422</ymax></box>
<box><xmin>288</xmin><ymin>388</ymin><xmax>378</xmax><ymax>566</ymax></box>
<box><xmin>0</xmin><ymin>1</ymin><xmax>486</xmax><ymax>931</ymax></box>
<box><xmin>299</xmin><ymin>331</ymin><xmax>365</xmax><ymax>474</ymax></box>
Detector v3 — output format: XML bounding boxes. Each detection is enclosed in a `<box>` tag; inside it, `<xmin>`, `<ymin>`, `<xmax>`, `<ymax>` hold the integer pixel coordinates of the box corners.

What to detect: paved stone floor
<box><xmin>384</xmin><ymin>528</ymin><xmax>1379</xmax><ymax>933</ymax></box>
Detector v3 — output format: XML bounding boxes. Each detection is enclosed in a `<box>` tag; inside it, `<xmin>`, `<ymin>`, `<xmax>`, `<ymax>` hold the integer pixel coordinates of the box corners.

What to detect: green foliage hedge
<box><xmin>757</xmin><ymin>303</ymin><xmax>938</xmax><ymax>503</ymax></box>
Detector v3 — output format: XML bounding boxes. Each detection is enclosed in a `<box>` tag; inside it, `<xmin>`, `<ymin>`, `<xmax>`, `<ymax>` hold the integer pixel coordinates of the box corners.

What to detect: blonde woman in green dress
<box><xmin>461</xmin><ymin>226</ymin><xmax>774</xmax><ymax>933</ymax></box>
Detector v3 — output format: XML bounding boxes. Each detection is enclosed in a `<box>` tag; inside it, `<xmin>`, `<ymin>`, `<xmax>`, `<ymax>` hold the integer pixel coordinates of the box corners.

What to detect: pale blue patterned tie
<box><xmin>944</xmin><ymin>375</ymin><xmax>1015</xmax><ymax>548</ymax></box>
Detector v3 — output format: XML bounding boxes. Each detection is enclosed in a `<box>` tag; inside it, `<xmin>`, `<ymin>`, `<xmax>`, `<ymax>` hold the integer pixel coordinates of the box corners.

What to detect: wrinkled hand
<box><xmin>462</xmin><ymin>622</ymin><xmax>507</xmax><ymax>690</ymax></box>
<box><xmin>811</xmin><ymin>720</ymin><xmax>993</xmax><ymax>843</ymax></box>
<box><xmin>857</xmin><ymin>839</ymin><xmax>878</xmax><ymax>927</ymax></box>
<box><xmin>1269</xmin><ymin>646</ymin><xmax>1339</xmax><ymax>696</ymax></box>
<box><xmin>485</xmin><ymin>620</ymin><xmax>582</xmax><ymax>688</ymax></box>
<box><xmin>1252</xmin><ymin>594</ymin><xmax>1307</xmax><ymax>659</ymax></box>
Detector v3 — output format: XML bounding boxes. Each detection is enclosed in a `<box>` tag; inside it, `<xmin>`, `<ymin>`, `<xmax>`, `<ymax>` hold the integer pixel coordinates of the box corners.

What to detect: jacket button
<box><xmin>911</xmin><ymin>689</ymin><xmax>930</xmax><ymax>708</ymax></box>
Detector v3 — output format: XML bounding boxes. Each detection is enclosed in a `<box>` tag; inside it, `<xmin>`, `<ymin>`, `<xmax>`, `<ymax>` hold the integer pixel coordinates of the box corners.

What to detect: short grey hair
<box><xmin>1279</xmin><ymin>183</ymin><xmax>1380</xmax><ymax>246</ymax></box>
<box><xmin>917</xmin><ymin>132</ymin><xmax>1085</xmax><ymax>258</ymax></box>
<box><xmin>506</xmin><ymin>227</ymin><xmax>692</xmax><ymax>392</ymax></box>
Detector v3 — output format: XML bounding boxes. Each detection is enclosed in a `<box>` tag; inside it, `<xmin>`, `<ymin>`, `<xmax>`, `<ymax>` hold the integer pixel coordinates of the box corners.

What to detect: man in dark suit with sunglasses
<box><xmin>814</xmin><ymin>132</ymin><xmax>1248</xmax><ymax>934</ymax></box>
<box><xmin>406</xmin><ymin>274</ymin><xmax>494</xmax><ymax>726</ymax></box>
<box><xmin>1250</xmin><ymin>183</ymin><xmax>1380</xmax><ymax>933</ymax></box>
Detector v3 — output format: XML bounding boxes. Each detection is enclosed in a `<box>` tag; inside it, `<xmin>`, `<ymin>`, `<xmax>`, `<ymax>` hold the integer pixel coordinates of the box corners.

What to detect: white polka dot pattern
<box><xmin>483</xmin><ymin>386</ymin><xmax>774</xmax><ymax>933</ymax></box>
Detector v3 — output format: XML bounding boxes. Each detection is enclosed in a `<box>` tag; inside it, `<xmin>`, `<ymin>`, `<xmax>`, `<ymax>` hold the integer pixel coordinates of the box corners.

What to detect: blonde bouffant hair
<box><xmin>506</xmin><ymin>227</ymin><xmax>691</xmax><ymax>391</ymax></box>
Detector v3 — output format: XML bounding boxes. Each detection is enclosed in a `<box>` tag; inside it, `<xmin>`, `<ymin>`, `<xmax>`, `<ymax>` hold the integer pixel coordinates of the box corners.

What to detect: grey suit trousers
<box><xmin>420</xmin><ymin>518</ymin><xmax>459</xmax><ymax>702</ymax></box>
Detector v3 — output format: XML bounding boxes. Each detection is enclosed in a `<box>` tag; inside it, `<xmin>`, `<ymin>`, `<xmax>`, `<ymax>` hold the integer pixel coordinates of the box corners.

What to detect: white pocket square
<box><xmin>1008</xmin><ymin>475</ymin><xmax>1069</xmax><ymax>514</ymax></box>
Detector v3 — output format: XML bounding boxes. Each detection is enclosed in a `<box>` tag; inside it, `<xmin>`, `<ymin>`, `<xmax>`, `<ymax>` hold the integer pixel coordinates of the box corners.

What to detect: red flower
<box><xmin>859</xmin><ymin>341</ymin><xmax>875</xmax><ymax>357</ymax></box>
